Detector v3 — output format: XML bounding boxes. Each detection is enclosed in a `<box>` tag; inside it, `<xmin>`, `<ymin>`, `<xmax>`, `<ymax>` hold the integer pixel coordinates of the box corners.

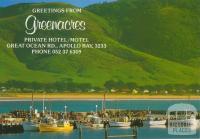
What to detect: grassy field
<box><xmin>0</xmin><ymin>1</ymin><xmax>199</xmax><ymax>91</ymax></box>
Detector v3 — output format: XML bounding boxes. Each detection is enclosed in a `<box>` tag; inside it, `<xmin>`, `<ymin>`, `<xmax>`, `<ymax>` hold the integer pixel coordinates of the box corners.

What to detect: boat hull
<box><xmin>109</xmin><ymin>122</ymin><xmax>131</xmax><ymax>127</ymax></box>
<box><xmin>145</xmin><ymin>120</ymin><xmax>166</xmax><ymax>126</ymax></box>
<box><xmin>39</xmin><ymin>124</ymin><xmax>73</xmax><ymax>132</ymax></box>
<box><xmin>149</xmin><ymin>120</ymin><xmax>166</xmax><ymax>126</ymax></box>
<box><xmin>23</xmin><ymin>122</ymin><xmax>39</xmax><ymax>131</ymax></box>
<box><xmin>92</xmin><ymin>124</ymin><xmax>104</xmax><ymax>128</ymax></box>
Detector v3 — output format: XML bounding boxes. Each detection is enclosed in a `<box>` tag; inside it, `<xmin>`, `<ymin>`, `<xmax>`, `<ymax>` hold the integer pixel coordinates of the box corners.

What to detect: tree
<box><xmin>104</xmin><ymin>80</ymin><xmax>116</xmax><ymax>91</ymax></box>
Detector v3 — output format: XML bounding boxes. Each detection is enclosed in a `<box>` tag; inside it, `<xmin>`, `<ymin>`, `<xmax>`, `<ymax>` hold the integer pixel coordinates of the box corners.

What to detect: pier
<box><xmin>77</xmin><ymin>124</ymin><xmax>137</xmax><ymax>139</ymax></box>
<box><xmin>104</xmin><ymin>126</ymin><xmax>137</xmax><ymax>139</ymax></box>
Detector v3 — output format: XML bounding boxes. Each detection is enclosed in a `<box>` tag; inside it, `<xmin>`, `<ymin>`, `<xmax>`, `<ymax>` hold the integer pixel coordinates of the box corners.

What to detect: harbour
<box><xmin>1</xmin><ymin>0</ymin><xmax>200</xmax><ymax>139</ymax></box>
<box><xmin>0</xmin><ymin>99</ymin><xmax>199</xmax><ymax>139</ymax></box>
<box><xmin>0</xmin><ymin>99</ymin><xmax>199</xmax><ymax>113</ymax></box>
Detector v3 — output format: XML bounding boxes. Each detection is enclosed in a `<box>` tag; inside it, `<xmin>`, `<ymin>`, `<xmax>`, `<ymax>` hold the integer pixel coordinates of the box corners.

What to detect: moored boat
<box><xmin>88</xmin><ymin>115</ymin><xmax>104</xmax><ymax>128</ymax></box>
<box><xmin>109</xmin><ymin>116</ymin><xmax>131</xmax><ymax>127</ymax></box>
<box><xmin>23</xmin><ymin>121</ymin><xmax>39</xmax><ymax>131</ymax></box>
<box><xmin>23</xmin><ymin>92</ymin><xmax>39</xmax><ymax>131</ymax></box>
<box><xmin>39</xmin><ymin>104</ymin><xmax>74</xmax><ymax>132</ymax></box>
<box><xmin>145</xmin><ymin>108</ymin><xmax>166</xmax><ymax>127</ymax></box>
<box><xmin>109</xmin><ymin>121</ymin><xmax>131</xmax><ymax>127</ymax></box>
<box><xmin>39</xmin><ymin>120</ymin><xmax>73</xmax><ymax>132</ymax></box>
<box><xmin>145</xmin><ymin>118</ymin><xmax>166</xmax><ymax>126</ymax></box>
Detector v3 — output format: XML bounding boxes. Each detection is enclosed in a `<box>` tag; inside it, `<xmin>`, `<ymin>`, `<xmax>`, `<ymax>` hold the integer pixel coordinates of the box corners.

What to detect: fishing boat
<box><xmin>109</xmin><ymin>116</ymin><xmax>131</xmax><ymax>127</ymax></box>
<box><xmin>39</xmin><ymin>105</ymin><xmax>73</xmax><ymax>132</ymax></box>
<box><xmin>23</xmin><ymin>93</ymin><xmax>39</xmax><ymax>131</ymax></box>
<box><xmin>145</xmin><ymin>109</ymin><xmax>166</xmax><ymax>126</ymax></box>
<box><xmin>23</xmin><ymin>121</ymin><xmax>39</xmax><ymax>131</ymax></box>
<box><xmin>148</xmin><ymin>124</ymin><xmax>166</xmax><ymax>129</ymax></box>
<box><xmin>87</xmin><ymin>114</ymin><xmax>104</xmax><ymax>128</ymax></box>
<box><xmin>39</xmin><ymin>120</ymin><xmax>73</xmax><ymax>132</ymax></box>
<box><xmin>109</xmin><ymin>121</ymin><xmax>131</xmax><ymax>127</ymax></box>
<box><xmin>87</xmin><ymin>95</ymin><xmax>107</xmax><ymax>128</ymax></box>
<box><xmin>145</xmin><ymin>117</ymin><xmax>166</xmax><ymax>126</ymax></box>
<box><xmin>22</xmin><ymin>109</ymin><xmax>39</xmax><ymax>131</ymax></box>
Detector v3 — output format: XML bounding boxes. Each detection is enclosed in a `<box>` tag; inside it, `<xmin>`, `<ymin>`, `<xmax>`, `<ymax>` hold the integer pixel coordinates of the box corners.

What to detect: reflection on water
<box><xmin>0</xmin><ymin>126</ymin><xmax>199</xmax><ymax>139</ymax></box>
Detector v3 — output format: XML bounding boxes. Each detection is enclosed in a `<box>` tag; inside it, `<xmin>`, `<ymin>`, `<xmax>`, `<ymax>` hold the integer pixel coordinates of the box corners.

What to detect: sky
<box><xmin>0</xmin><ymin>0</ymin><xmax>116</xmax><ymax>7</ymax></box>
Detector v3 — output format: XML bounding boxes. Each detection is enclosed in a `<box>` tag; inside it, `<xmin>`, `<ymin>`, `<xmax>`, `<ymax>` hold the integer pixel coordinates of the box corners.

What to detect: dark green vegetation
<box><xmin>0</xmin><ymin>0</ymin><xmax>200</xmax><ymax>93</ymax></box>
<box><xmin>87</xmin><ymin>0</ymin><xmax>200</xmax><ymax>65</ymax></box>
<box><xmin>1</xmin><ymin>80</ymin><xmax>200</xmax><ymax>95</ymax></box>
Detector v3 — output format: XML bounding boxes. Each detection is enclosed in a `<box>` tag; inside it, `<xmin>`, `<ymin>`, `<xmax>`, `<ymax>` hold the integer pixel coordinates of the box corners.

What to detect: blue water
<box><xmin>0</xmin><ymin>100</ymin><xmax>199</xmax><ymax>139</ymax></box>
<box><xmin>0</xmin><ymin>126</ymin><xmax>199</xmax><ymax>139</ymax></box>
<box><xmin>0</xmin><ymin>100</ymin><xmax>199</xmax><ymax>113</ymax></box>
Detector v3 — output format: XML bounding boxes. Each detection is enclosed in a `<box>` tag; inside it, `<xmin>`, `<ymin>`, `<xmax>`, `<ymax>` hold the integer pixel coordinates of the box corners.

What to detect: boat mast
<box><xmin>32</xmin><ymin>92</ymin><xmax>34</xmax><ymax>107</ymax></box>
<box><xmin>31</xmin><ymin>92</ymin><xmax>34</xmax><ymax>116</ymax></box>
<box><xmin>96</xmin><ymin>105</ymin><xmax>98</xmax><ymax>114</ymax></box>
<box><xmin>42</xmin><ymin>92</ymin><xmax>45</xmax><ymax>114</ymax></box>
<box><xmin>102</xmin><ymin>93</ymin><xmax>106</xmax><ymax>112</ymax></box>
<box><xmin>64</xmin><ymin>105</ymin><xmax>67</xmax><ymax>120</ymax></box>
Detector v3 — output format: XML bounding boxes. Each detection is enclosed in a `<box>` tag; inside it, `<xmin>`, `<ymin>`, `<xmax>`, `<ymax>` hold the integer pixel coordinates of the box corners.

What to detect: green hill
<box><xmin>0</xmin><ymin>2</ymin><xmax>199</xmax><ymax>89</ymax></box>
<box><xmin>86</xmin><ymin>0</ymin><xmax>200</xmax><ymax>66</ymax></box>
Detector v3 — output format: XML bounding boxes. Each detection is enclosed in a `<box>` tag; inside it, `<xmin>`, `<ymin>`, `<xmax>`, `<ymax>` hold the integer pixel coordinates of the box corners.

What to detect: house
<box><xmin>0</xmin><ymin>87</ymin><xmax>6</xmax><ymax>92</ymax></box>
<box><xmin>111</xmin><ymin>89</ymin><xmax>117</xmax><ymax>93</ymax></box>
<box><xmin>132</xmin><ymin>89</ymin><xmax>138</xmax><ymax>94</ymax></box>
<box><xmin>143</xmin><ymin>89</ymin><xmax>149</xmax><ymax>93</ymax></box>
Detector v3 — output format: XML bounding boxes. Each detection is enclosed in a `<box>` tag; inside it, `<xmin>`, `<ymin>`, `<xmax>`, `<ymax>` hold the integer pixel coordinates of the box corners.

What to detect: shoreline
<box><xmin>0</xmin><ymin>98</ymin><xmax>200</xmax><ymax>102</ymax></box>
<box><xmin>0</xmin><ymin>93</ymin><xmax>199</xmax><ymax>101</ymax></box>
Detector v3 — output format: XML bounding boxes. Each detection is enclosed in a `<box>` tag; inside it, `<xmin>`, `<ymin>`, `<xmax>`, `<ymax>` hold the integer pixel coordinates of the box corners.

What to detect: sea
<box><xmin>0</xmin><ymin>99</ymin><xmax>199</xmax><ymax>139</ymax></box>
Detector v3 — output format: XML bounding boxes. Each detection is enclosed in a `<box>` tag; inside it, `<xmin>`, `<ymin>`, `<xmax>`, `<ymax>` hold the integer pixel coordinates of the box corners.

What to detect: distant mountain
<box><xmin>0</xmin><ymin>2</ymin><xmax>199</xmax><ymax>88</ymax></box>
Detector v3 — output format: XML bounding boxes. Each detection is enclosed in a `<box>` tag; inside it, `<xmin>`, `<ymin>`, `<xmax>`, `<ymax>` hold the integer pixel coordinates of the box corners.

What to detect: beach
<box><xmin>0</xmin><ymin>93</ymin><xmax>199</xmax><ymax>101</ymax></box>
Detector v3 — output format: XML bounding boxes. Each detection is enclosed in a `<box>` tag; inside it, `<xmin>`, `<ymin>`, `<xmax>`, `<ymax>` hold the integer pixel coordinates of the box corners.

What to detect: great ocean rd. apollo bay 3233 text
<box><xmin>6</xmin><ymin>37</ymin><xmax>107</xmax><ymax>55</ymax></box>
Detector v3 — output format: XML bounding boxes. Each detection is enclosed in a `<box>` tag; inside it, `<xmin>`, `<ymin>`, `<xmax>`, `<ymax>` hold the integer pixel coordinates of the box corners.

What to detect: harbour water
<box><xmin>0</xmin><ymin>99</ymin><xmax>199</xmax><ymax>139</ymax></box>
<box><xmin>0</xmin><ymin>99</ymin><xmax>199</xmax><ymax>113</ymax></box>
<box><xmin>0</xmin><ymin>124</ymin><xmax>199</xmax><ymax>139</ymax></box>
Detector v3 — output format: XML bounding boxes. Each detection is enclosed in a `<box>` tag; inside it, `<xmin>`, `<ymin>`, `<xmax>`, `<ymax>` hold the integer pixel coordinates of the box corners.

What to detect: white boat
<box><xmin>23</xmin><ymin>92</ymin><xmax>39</xmax><ymax>131</ymax></box>
<box><xmin>145</xmin><ymin>108</ymin><xmax>166</xmax><ymax>126</ymax></box>
<box><xmin>145</xmin><ymin>117</ymin><xmax>166</xmax><ymax>126</ymax></box>
<box><xmin>87</xmin><ymin>114</ymin><xmax>104</xmax><ymax>128</ymax></box>
<box><xmin>149</xmin><ymin>125</ymin><xmax>166</xmax><ymax>129</ymax></box>
<box><xmin>92</xmin><ymin>123</ymin><xmax>104</xmax><ymax>128</ymax></box>
<box><xmin>23</xmin><ymin>121</ymin><xmax>39</xmax><ymax>131</ymax></box>
<box><xmin>109</xmin><ymin>121</ymin><xmax>131</xmax><ymax>127</ymax></box>
<box><xmin>109</xmin><ymin>116</ymin><xmax>131</xmax><ymax>127</ymax></box>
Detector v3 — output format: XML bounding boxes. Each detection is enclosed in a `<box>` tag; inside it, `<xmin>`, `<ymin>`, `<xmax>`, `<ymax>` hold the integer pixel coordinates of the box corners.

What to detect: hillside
<box><xmin>86</xmin><ymin>0</ymin><xmax>200</xmax><ymax>66</ymax></box>
<box><xmin>0</xmin><ymin>2</ymin><xmax>199</xmax><ymax>89</ymax></box>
